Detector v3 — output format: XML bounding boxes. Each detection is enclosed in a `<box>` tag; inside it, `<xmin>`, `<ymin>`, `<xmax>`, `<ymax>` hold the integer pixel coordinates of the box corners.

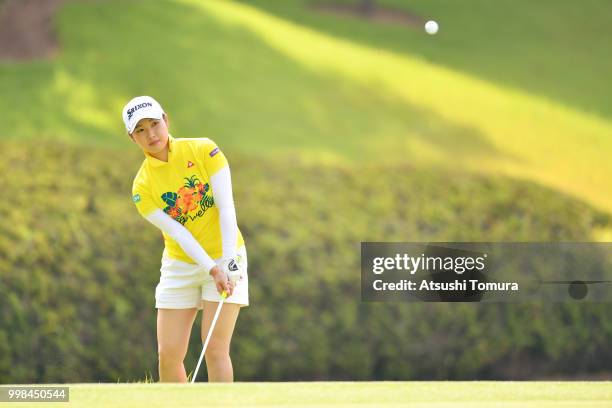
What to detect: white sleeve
<box><xmin>210</xmin><ymin>165</ymin><xmax>238</xmax><ymax>260</ymax></box>
<box><xmin>144</xmin><ymin>208</ymin><xmax>217</xmax><ymax>273</ymax></box>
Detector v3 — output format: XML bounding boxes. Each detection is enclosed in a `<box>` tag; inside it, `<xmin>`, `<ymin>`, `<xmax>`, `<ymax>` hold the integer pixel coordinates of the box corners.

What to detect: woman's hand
<box><xmin>221</xmin><ymin>257</ymin><xmax>244</xmax><ymax>285</ymax></box>
<box><xmin>209</xmin><ymin>265</ymin><xmax>234</xmax><ymax>297</ymax></box>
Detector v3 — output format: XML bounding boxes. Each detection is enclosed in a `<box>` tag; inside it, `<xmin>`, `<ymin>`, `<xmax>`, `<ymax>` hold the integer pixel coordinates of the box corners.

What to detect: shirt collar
<box><xmin>144</xmin><ymin>134</ymin><xmax>174</xmax><ymax>167</ymax></box>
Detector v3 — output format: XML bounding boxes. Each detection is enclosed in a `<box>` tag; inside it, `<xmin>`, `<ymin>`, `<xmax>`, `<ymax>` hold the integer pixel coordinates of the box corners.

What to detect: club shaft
<box><xmin>191</xmin><ymin>297</ymin><xmax>225</xmax><ymax>383</ymax></box>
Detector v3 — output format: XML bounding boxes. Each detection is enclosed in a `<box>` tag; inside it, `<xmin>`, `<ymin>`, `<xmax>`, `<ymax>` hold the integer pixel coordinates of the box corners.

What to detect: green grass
<box><xmin>185</xmin><ymin>1</ymin><xmax>612</xmax><ymax>213</ymax></box>
<box><xmin>4</xmin><ymin>382</ymin><xmax>611</xmax><ymax>407</ymax></box>
<box><xmin>1</xmin><ymin>0</ymin><xmax>611</xmax><ymax>213</ymax></box>
<box><xmin>240</xmin><ymin>0</ymin><xmax>612</xmax><ymax>120</ymax></box>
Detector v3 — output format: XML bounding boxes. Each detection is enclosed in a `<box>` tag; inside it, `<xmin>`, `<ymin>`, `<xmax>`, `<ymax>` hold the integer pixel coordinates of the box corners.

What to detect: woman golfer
<box><xmin>123</xmin><ymin>96</ymin><xmax>248</xmax><ymax>383</ymax></box>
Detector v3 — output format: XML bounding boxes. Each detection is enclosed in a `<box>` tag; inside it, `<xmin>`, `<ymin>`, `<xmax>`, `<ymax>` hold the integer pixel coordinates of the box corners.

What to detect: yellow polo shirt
<box><xmin>131</xmin><ymin>134</ymin><xmax>244</xmax><ymax>262</ymax></box>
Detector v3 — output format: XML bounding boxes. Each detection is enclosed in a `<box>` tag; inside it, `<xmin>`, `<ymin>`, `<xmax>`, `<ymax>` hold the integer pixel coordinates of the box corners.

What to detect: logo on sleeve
<box><xmin>187</xmin><ymin>160</ymin><xmax>194</xmax><ymax>168</ymax></box>
<box><xmin>132</xmin><ymin>194</ymin><xmax>141</xmax><ymax>203</ymax></box>
<box><xmin>209</xmin><ymin>147</ymin><xmax>219</xmax><ymax>157</ymax></box>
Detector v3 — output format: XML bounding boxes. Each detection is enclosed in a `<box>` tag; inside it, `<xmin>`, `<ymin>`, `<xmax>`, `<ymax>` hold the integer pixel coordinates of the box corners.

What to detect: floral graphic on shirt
<box><xmin>161</xmin><ymin>175</ymin><xmax>215</xmax><ymax>225</ymax></box>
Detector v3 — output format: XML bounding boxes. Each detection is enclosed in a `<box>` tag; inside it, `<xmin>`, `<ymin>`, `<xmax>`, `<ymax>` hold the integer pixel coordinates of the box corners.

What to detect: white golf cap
<box><xmin>122</xmin><ymin>95</ymin><xmax>165</xmax><ymax>134</ymax></box>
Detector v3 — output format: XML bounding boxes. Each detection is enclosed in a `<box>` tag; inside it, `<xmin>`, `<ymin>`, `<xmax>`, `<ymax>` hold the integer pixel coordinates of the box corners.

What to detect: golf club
<box><xmin>191</xmin><ymin>291</ymin><xmax>228</xmax><ymax>383</ymax></box>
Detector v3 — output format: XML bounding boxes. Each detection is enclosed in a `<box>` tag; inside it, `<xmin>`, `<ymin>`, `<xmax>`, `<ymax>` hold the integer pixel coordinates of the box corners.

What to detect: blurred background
<box><xmin>1</xmin><ymin>0</ymin><xmax>611</xmax><ymax>382</ymax></box>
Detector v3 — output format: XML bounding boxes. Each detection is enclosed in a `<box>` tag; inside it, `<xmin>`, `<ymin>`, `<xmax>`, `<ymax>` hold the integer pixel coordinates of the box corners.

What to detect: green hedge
<box><xmin>0</xmin><ymin>139</ymin><xmax>610</xmax><ymax>382</ymax></box>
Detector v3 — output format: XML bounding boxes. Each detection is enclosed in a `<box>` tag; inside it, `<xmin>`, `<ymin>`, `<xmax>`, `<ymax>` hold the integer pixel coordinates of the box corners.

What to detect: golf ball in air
<box><xmin>425</xmin><ymin>20</ymin><xmax>439</xmax><ymax>35</ymax></box>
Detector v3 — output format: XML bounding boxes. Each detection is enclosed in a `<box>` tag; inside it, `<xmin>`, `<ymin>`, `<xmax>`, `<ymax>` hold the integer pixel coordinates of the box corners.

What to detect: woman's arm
<box><xmin>144</xmin><ymin>208</ymin><xmax>217</xmax><ymax>273</ymax></box>
<box><xmin>144</xmin><ymin>209</ymin><xmax>233</xmax><ymax>295</ymax></box>
<box><xmin>209</xmin><ymin>165</ymin><xmax>244</xmax><ymax>284</ymax></box>
<box><xmin>210</xmin><ymin>165</ymin><xmax>238</xmax><ymax>260</ymax></box>
<box><xmin>198</xmin><ymin>138</ymin><xmax>243</xmax><ymax>284</ymax></box>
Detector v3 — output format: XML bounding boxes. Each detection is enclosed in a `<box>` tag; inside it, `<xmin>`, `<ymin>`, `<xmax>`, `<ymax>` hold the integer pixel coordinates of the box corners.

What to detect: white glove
<box><xmin>221</xmin><ymin>255</ymin><xmax>244</xmax><ymax>285</ymax></box>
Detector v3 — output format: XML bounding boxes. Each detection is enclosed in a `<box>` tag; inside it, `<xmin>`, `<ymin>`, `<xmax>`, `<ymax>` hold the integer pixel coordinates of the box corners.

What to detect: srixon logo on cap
<box><xmin>127</xmin><ymin>102</ymin><xmax>153</xmax><ymax>120</ymax></box>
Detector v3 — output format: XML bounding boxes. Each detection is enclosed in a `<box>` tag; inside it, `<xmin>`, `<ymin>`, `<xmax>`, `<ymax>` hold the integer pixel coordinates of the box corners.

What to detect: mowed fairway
<box><xmin>5</xmin><ymin>382</ymin><xmax>611</xmax><ymax>407</ymax></box>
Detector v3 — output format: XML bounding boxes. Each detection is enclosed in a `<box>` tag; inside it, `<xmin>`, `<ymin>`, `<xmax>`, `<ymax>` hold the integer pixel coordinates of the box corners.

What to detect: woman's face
<box><xmin>129</xmin><ymin>114</ymin><xmax>170</xmax><ymax>155</ymax></box>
